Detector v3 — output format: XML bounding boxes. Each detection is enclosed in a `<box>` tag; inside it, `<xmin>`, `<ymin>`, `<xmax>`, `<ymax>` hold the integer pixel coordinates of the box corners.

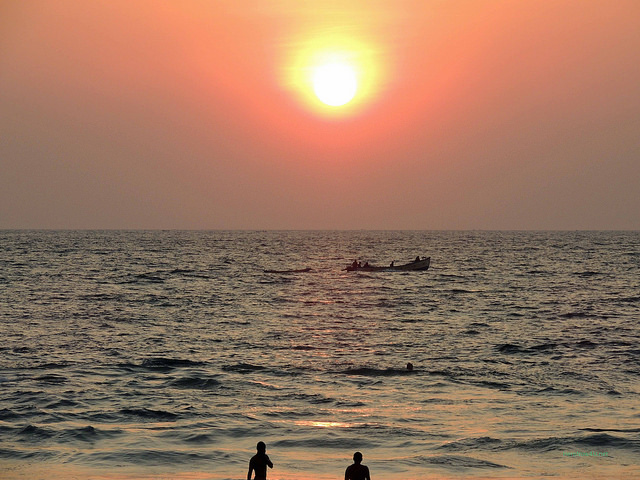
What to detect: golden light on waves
<box><xmin>294</xmin><ymin>420</ymin><xmax>354</xmax><ymax>428</ymax></box>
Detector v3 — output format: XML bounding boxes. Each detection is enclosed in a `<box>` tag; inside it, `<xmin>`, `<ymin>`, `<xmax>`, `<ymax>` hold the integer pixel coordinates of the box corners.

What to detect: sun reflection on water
<box><xmin>294</xmin><ymin>420</ymin><xmax>354</xmax><ymax>428</ymax></box>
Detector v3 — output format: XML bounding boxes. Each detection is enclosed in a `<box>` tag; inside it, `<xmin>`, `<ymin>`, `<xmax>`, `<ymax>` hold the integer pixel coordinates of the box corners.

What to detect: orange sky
<box><xmin>1</xmin><ymin>0</ymin><xmax>639</xmax><ymax>229</ymax></box>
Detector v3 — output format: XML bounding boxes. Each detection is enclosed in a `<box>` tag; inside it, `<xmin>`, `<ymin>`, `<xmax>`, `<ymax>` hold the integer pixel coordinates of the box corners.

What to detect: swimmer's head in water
<box><xmin>353</xmin><ymin>451</ymin><xmax>363</xmax><ymax>463</ymax></box>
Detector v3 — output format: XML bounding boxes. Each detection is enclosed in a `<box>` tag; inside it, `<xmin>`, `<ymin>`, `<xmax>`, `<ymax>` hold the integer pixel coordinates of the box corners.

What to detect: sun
<box><xmin>312</xmin><ymin>61</ymin><xmax>357</xmax><ymax>107</ymax></box>
<box><xmin>283</xmin><ymin>33</ymin><xmax>383</xmax><ymax>117</ymax></box>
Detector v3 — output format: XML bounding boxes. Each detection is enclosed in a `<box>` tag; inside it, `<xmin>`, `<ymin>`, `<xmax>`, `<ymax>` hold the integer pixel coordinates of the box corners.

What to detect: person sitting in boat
<box><xmin>351</xmin><ymin>260</ymin><xmax>358</xmax><ymax>269</ymax></box>
<box><xmin>414</xmin><ymin>256</ymin><xmax>421</xmax><ymax>263</ymax></box>
<box><xmin>390</xmin><ymin>261</ymin><xmax>394</xmax><ymax>267</ymax></box>
<box><xmin>363</xmin><ymin>261</ymin><xmax>369</xmax><ymax>268</ymax></box>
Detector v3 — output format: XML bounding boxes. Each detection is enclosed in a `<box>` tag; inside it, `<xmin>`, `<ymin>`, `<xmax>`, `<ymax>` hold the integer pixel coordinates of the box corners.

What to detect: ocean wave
<box><xmin>79</xmin><ymin>293</ymin><xmax>126</xmax><ymax>301</ymax></box>
<box><xmin>31</xmin><ymin>362</ymin><xmax>72</xmax><ymax>369</ymax></box>
<box><xmin>75</xmin><ymin>449</ymin><xmax>216</xmax><ymax>466</ymax></box>
<box><xmin>0</xmin><ymin>408</ymin><xmax>21</xmax><ymax>420</ymax></box>
<box><xmin>180</xmin><ymin>432</ymin><xmax>217</xmax><ymax>444</ymax></box>
<box><xmin>335</xmin><ymin>400</ymin><xmax>366</xmax><ymax>407</ymax></box>
<box><xmin>341</xmin><ymin>367</ymin><xmax>416</xmax><ymax>376</ymax></box>
<box><xmin>0</xmin><ymin>447</ymin><xmax>57</xmax><ymax>460</ymax></box>
<box><xmin>117</xmin><ymin>274</ymin><xmax>164</xmax><ymax>284</ymax></box>
<box><xmin>472</xmin><ymin>380</ymin><xmax>512</xmax><ymax>390</ymax></box>
<box><xmin>279</xmin><ymin>392</ymin><xmax>334</xmax><ymax>404</ymax></box>
<box><xmin>56</xmin><ymin>425</ymin><xmax>124</xmax><ymax>442</ymax></box>
<box><xmin>169</xmin><ymin>268</ymin><xmax>194</xmax><ymax>275</ymax></box>
<box><xmin>17</xmin><ymin>424</ymin><xmax>55</xmax><ymax>441</ymax></box>
<box><xmin>580</xmin><ymin>427</ymin><xmax>640</xmax><ymax>433</ymax></box>
<box><xmin>119</xmin><ymin>408</ymin><xmax>179</xmax><ymax>421</ymax></box>
<box><xmin>44</xmin><ymin>398</ymin><xmax>78</xmax><ymax>409</ymax></box>
<box><xmin>222</xmin><ymin>363</ymin><xmax>266</xmax><ymax>373</ymax></box>
<box><xmin>272</xmin><ymin>437</ymin><xmax>377</xmax><ymax>449</ymax></box>
<box><xmin>352</xmin><ymin>423</ymin><xmax>437</xmax><ymax>438</ymax></box>
<box><xmin>12</xmin><ymin>346</ymin><xmax>33</xmax><ymax>353</ymax></box>
<box><xmin>531</xmin><ymin>386</ymin><xmax>583</xmax><ymax>395</ymax></box>
<box><xmin>574</xmin><ymin>271</ymin><xmax>601</xmax><ymax>277</ymax></box>
<box><xmin>614</xmin><ymin>295</ymin><xmax>640</xmax><ymax>303</ymax></box>
<box><xmin>468</xmin><ymin>322</ymin><xmax>489</xmax><ymax>328</ymax></box>
<box><xmin>263</xmin><ymin>409</ymin><xmax>317</xmax><ymax>418</ymax></box>
<box><xmin>83</xmin><ymin>411</ymin><xmax>124</xmax><ymax>423</ymax></box>
<box><xmin>495</xmin><ymin>343</ymin><xmax>557</xmax><ymax>355</ymax></box>
<box><xmin>559</xmin><ymin>311</ymin><xmax>603</xmax><ymax>319</ymax></box>
<box><xmin>167</xmin><ymin>376</ymin><xmax>221</xmax><ymax>390</ymax></box>
<box><xmin>529</xmin><ymin>343</ymin><xmax>557</xmax><ymax>351</ymax></box>
<box><xmin>34</xmin><ymin>374</ymin><xmax>67</xmax><ymax>384</ymax></box>
<box><xmin>439</xmin><ymin>433</ymin><xmax>640</xmax><ymax>453</ymax></box>
<box><xmin>439</xmin><ymin>436</ymin><xmax>503</xmax><ymax>451</ymax></box>
<box><xmin>575</xmin><ymin>433</ymin><xmax>640</xmax><ymax>449</ymax></box>
<box><xmin>519</xmin><ymin>433</ymin><xmax>636</xmax><ymax>451</ymax></box>
<box><xmin>120</xmin><ymin>357</ymin><xmax>206</xmax><ymax>372</ymax></box>
<box><xmin>448</xmin><ymin>288</ymin><xmax>478</xmax><ymax>294</ymax></box>
<box><xmin>409</xmin><ymin>454</ymin><xmax>510</xmax><ymax>469</ymax></box>
<box><xmin>135</xmin><ymin>272</ymin><xmax>166</xmax><ymax>283</ymax></box>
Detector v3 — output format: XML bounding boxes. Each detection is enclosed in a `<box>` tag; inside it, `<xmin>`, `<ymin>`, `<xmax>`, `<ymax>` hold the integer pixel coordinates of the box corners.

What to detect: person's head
<box><xmin>257</xmin><ymin>441</ymin><xmax>266</xmax><ymax>453</ymax></box>
<box><xmin>353</xmin><ymin>451</ymin><xmax>363</xmax><ymax>464</ymax></box>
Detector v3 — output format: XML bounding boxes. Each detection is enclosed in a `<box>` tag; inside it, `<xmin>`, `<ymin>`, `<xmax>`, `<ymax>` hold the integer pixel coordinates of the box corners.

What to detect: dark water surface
<box><xmin>1</xmin><ymin>231</ymin><xmax>639</xmax><ymax>479</ymax></box>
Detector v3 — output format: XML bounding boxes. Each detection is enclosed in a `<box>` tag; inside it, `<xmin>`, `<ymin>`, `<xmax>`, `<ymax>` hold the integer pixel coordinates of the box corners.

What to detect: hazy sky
<box><xmin>1</xmin><ymin>1</ymin><xmax>639</xmax><ymax>229</ymax></box>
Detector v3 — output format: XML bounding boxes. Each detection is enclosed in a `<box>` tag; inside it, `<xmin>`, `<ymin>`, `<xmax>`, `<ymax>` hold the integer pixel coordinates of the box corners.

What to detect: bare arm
<box><xmin>247</xmin><ymin>460</ymin><xmax>253</xmax><ymax>480</ymax></box>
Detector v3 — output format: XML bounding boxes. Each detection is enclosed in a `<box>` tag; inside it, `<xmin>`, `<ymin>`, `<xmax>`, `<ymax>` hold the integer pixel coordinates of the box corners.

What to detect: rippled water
<box><xmin>1</xmin><ymin>230</ymin><xmax>639</xmax><ymax>479</ymax></box>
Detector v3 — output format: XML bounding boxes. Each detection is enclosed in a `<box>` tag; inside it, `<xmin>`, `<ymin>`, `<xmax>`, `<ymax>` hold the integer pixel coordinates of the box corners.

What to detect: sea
<box><xmin>0</xmin><ymin>230</ymin><xmax>639</xmax><ymax>480</ymax></box>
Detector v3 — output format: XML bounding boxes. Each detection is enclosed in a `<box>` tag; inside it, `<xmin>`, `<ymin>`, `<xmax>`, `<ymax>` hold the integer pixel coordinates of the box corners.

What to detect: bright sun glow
<box><xmin>283</xmin><ymin>33</ymin><xmax>383</xmax><ymax>117</ymax></box>
<box><xmin>312</xmin><ymin>62</ymin><xmax>357</xmax><ymax>106</ymax></box>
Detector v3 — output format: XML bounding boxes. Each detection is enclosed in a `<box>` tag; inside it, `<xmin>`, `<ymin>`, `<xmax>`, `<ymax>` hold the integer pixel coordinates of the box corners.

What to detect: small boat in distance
<box><xmin>345</xmin><ymin>257</ymin><xmax>431</xmax><ymax>272</ymax></box>
<box><xmin>264</xmin><ymin>267</ymin><xmax>313</xmax><ymax>274</ymax></box>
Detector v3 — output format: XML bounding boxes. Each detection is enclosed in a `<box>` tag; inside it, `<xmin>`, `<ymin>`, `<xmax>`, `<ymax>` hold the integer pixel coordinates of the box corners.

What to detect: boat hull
<box><xmin>346</xmin><ymin>257</ymin><xmax>430</xmax><ymax>272</ymax></box>
<box><xmin>264</xmin><ymin>267</ymin><xmax>312</xmax><ymax>274</ymax></box>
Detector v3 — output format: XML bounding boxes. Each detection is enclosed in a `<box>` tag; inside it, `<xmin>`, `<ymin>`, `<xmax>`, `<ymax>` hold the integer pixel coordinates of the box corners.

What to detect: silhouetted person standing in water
<box><xmin>345</xmin><ymin>451</ymin><xmax>370</xmax><ymax>480</ymax></box>
<box><xmin>248</xmin><ymin>441</ymin><xmax>273</xmax><ymax>480</ymax></box>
